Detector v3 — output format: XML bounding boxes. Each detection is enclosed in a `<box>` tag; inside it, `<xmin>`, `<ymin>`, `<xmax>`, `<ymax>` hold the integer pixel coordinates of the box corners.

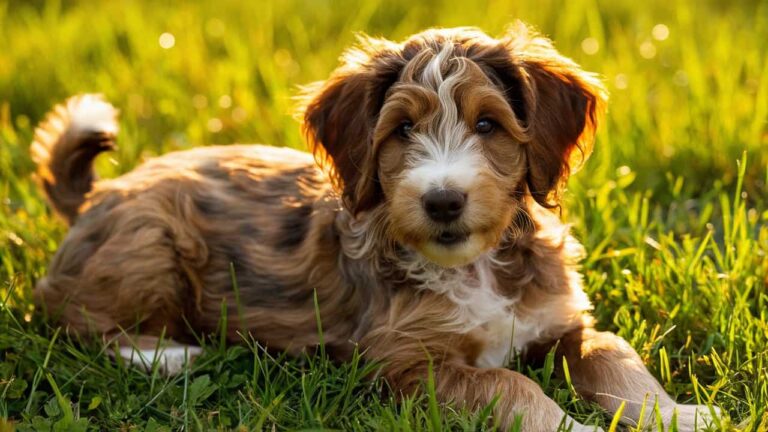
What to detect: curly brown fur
<box><xmin>34</xmin><ymin>24</ymin><xmax>718</xmax><ymax>431</ymax></box>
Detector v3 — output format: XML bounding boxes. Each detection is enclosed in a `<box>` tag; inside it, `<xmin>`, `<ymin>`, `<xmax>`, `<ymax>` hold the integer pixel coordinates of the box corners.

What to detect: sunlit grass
<box><xmin>1</xmin><ymin>0</ymin><xmax>766</xmax><ymax>430</ymax></box>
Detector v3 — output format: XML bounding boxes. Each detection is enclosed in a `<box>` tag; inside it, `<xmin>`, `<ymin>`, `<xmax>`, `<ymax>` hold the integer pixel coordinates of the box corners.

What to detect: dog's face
<box><xmin>303</xmin><ymin>25</ymin><xmax>606</xmax><ymax>267</ymax></box>
<box><xmin>373</xmin><ymin>48</ymin><xmax>529</xmax><ymax>267</ymax></box>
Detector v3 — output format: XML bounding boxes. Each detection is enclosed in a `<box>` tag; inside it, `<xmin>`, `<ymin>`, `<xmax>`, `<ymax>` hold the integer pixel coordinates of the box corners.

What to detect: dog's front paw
<box><xmin>665</xmin><ymin>404</ymin><xmax>721</xmax><ymax>432</ymax></box>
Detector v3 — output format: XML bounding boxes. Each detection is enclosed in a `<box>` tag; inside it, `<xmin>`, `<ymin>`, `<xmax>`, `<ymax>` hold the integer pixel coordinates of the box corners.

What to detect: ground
<box><xmin>0</xmin><ymin>1</ymin><xmax>766</xmax><ymax>431</ymax></box>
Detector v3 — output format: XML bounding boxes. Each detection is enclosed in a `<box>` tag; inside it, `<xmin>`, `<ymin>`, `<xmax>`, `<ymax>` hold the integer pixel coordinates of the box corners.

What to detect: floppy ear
<box><xmin>301</xmin><ymin>37</ymin><xmax>405</xmax><ymax>215</ymax></box>
<box><xmin>502</xmin><ymin>24</ymin><xmax>607</xmax><ymax>207</ymax></box>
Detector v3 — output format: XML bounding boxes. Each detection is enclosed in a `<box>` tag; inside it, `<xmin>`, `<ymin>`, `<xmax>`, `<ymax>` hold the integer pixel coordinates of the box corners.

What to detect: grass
<box><xmin>0</xmin><ymin>0</ymin><xmax>766</xmax><ymax>430</ymax></box>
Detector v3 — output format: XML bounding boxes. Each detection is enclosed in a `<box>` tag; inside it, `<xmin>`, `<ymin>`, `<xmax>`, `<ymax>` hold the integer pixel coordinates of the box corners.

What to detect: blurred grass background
<box><xmin>0</xmin><ymin>0</ymin><xmax>766</xmax><ymax>430</ymax></box>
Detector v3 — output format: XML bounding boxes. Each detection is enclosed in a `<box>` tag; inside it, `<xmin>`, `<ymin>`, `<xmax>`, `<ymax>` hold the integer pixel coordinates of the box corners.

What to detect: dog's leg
<box><xmin>110</xmin><ymin>334</ymin><xmax>202</xmax><ymax>376</ymax></box>
<box><xmin>559</xmin><ymin>327</ymin><xmax>720</xmax><ymax>431</ymax></box>
<box><xmin>374</xmin><ymin>356</ymin><xmax>602</xmax><ymax>431</ymax></box>
<box><xmin>443</xmin><ymin>364</ymin><xmax>604</xmax><ymax>431</ymax></box>
<box><xmin>363</xmin><ymin>323</ymin><xmax>602</xmax><ymax>431</ymax></box>
<box><xmin>35</xmin><ymin>208</ymin><xmax>200</xmax><ymax>336</ymax></box>
<box><xmin>361</xmin><ymin>291</ymin><xmax>604</xmax><ymax>431</ymax></box>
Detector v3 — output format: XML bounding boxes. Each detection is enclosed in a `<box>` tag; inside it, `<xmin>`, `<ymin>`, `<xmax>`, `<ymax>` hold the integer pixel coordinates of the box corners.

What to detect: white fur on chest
<box><xmin>406</xmin><ymin>255</ymin><xmax>548</xmax><ymax>368</ymax></box>
<box><xmin>473</xmin><ymin>312</ymin><xmax>549</xmax><ymax>368</ymax></box>
<box><xmin>407</xmin><ymin>254</ymin><xmax>590</xmax><ymax>369</ymax></box>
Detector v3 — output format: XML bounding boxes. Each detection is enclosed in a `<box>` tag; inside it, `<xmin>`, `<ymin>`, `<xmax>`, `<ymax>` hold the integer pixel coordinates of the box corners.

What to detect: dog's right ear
<box><xmin>301</xmin><ymin>36</ymin><xmax>405</xmax><ymax>215</ymax></box>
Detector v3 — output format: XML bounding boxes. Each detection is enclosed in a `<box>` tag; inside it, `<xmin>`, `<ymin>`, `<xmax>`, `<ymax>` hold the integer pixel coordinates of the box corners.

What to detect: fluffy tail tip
<box><xmin>31</xmin><ymin>93</ymin><xmax>119</xmax><ymax>164</ymax></box>
<box><xmin>67</xmin><ymin>93</ymin><xmax>119</xmax><ymax>136</ymax></box>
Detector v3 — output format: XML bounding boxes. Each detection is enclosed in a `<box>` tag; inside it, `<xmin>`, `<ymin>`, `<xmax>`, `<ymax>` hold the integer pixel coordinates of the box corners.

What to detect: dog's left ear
<box><xmin>301</xmin><ymin>37</ymin><xmax>405</xmax><ymax>215</ymax></box>
<box><xmin>498</xmin><ymin>24</ymin><xmax>607</xmax><ymax>207</ymax></box>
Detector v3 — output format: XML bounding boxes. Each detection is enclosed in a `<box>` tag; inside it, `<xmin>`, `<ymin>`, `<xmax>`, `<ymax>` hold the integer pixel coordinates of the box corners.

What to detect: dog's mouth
<box><xmin>434</xmin><ymin>230</ymin><xmax>469</xmax><ymax>246</ymax></box>
<box><xmin>417</xmin><ymin>229</ymin><xmax>488</xmax><ymax>268</ymax></box>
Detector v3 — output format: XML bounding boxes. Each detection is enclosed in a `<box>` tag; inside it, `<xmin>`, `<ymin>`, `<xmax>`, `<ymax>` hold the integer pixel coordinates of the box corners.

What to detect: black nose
<box><xmin>422</xmin><ymin>189</ymin><xmax>466</xmax><ymax>223</ymax></box>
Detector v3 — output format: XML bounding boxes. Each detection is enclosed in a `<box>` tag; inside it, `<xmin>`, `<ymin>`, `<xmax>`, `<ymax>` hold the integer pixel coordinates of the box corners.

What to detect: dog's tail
<box><xmin>30</xmin><ymin>94</ymin><xmax>118</xmax><ymax>225</ymax></box>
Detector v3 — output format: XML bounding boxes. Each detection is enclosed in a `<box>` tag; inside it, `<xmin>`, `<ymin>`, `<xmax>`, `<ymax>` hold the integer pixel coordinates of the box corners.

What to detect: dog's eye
<box><xmin>475</xmin><ymin>118</ymin><xmax>495</xmax><ymax>134</ymax></box>
<box><xmin>397</xmin><ymin>121</ymin><xmax>413</xmax><ymax>139</ymax></box>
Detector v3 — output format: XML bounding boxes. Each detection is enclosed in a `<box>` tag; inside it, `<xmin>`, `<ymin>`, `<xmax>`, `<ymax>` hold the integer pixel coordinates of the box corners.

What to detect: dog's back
<box><xmin>31</xmin><ymin>97</ymin><xmax>364</xmax><ymax>354</ymax></box>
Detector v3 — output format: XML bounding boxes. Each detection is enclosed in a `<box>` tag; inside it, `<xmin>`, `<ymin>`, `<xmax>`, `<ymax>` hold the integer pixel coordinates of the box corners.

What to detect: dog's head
<box><xmin>302</xmin><ymin>24</ymin><xmax>606</xmax><ymax>267</ymax></box>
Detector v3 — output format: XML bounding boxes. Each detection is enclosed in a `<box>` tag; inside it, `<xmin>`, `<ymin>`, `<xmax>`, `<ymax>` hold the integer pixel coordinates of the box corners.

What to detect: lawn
<box><xmin>1</xmin><ymin>0</ymin><xmax>767</xmax><ymax>430</ymax></box>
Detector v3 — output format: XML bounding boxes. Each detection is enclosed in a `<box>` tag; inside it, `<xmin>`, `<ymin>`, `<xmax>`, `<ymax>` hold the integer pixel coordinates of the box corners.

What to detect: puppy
<box><xmin>32</xmin><ymin>24</ymin><xmax>719</xmax><ymax>431</ymax></box>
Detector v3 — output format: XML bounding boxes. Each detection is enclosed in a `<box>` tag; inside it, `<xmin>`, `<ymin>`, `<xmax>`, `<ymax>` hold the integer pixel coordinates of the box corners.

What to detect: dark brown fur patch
<box><xmin>275</xmin><ymin>204</ymin><xmax>313</xmax><ymax>251</ymax></box>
